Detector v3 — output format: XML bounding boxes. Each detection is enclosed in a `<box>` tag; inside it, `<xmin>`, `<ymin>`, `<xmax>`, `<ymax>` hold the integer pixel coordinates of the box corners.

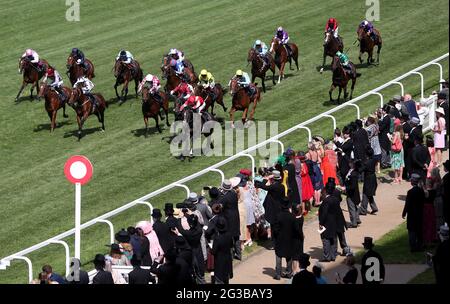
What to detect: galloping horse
<box><xmin>269</xmin><ymin>37</ymin><xmax>299</xmax><ymax>83</ymax></box>
<box><xmin>320</xmin><ymin>31</ymin><xmax>343</xmax><ymax>73</ymax></box>
<box><xmin>141</xmin><ymin>86</ymin><xmax>170</xmax><ymax>134</ymax></box>
<box><xmin>67</xmin><ymin>87</ymin><xmax>107</xmax><ymax>141</ymax></box>
<box><xmin>357</xmin><ymin>27</ymin><xmax>382</xmax><ymax>64</ymax></box>
<box><xmin>195</xmin><ymin>84</ymin><xmax>227</xmax><ymax>115</ymax></box>
<box><xmin>66</xmin><ymin>55</ymin><xmax>95</xmax><ymax>86</ymax></box>
<box><xmin>247</xmin><ymin>48</ymin><xmax>276</xmax><ymax>92</ymax></box>
<box><xmin>16</xmin><ymin>58</ymin><xmax>48</xmax><ymax>101</ymax></box>
<box><xmin>329</xmin><ymin>56</ymin><xmax>361</xmax><ymax>103</ymax></box>
<box><xmin>161</xmin><ymin>55</ymin><xmax>197</xmax><ymax>92</ymax></box>
<box><xmin>37</xmin><ymin>83</ymin><xmax>70</xmax><ymax>132</ymax></box>
<box><xmin>229</xmin><ymin>78</ymin><xmax>261</xmax><ymax>128</ymax></box>
<box><xmin>113</xmin><ymin>60</ymin><xmax>143</xmax><ymax>103</ymax></box>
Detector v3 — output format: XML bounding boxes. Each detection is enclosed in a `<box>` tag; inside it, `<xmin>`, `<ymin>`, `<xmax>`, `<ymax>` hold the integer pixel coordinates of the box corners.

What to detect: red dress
<box><xmin>322</xmin><ymin>150</ymin><xmax>339</xmax><ymax>186</ymax></box>
<box><xmin>301</xmin><ymin>162</ymin><xmax>314</xmax><ymax>201</ymax></box>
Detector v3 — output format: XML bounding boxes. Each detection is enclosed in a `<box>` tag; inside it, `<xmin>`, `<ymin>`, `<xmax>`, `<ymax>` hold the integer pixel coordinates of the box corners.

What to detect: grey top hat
<box><xmin>221</xmin><ymin>179</ymin><xmax>232</xmax><ymax>191</ymax></box>
<box><xmin>410</xmin><ymin>117</ymin><xmax>420</xmax><ymax>125</ymax></box>
<box><xmin>272</xmin><ymin>170</ymin><xmax>282</xmax><ymax>180</ymax></box>
<box><xmin>188</xmin><ymin>192</ymin><xmax>198</xmax><ymax>203</ymax></box>
<box><xmin>439</xmin><ymin>223</ymin><xmax>449</xmax><ymax>238</ymax></box>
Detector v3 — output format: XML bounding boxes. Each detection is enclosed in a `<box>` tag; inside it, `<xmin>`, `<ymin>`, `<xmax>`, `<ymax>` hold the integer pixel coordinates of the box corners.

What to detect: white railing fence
<box><xmin>0</xmin><ymin>53</ymin><xmax>447</xmax><ymax>283</ymax></box>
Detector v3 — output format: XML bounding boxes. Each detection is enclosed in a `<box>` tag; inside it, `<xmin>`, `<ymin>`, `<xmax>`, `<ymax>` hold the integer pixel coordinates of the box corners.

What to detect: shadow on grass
<box><xmin>63</xmin><ymin>127</ymin><xmax>104</xmax><ymax>139</ymax></box>
<box><xmin>131</xmin><ymin>126</ymin><xmax>163</xmax><ymax>137</ymax></box>
<box><xmin>33</xmin><ymin>120</ymin><xmax>72</xmax><ymax>132</ymax></box>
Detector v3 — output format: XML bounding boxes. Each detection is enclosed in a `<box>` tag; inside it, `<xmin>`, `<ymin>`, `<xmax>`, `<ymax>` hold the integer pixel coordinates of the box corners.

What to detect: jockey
<box><xmin>198</xmin><ymin>69</ymin><xmax>216</xmax><ymax>102</ymax></box>
<box><xmin>336</xmin><ymin>51</ymin><xmax>353</xmax><ymax>76</ymax></box>
<box><xmin>71</xmin><ymin>48</ymin><xmax>88</xmax><ymax>71</ymax></box>
<box><xmin>180</xmin><ymin>95</ymin><xmax>205</xmax><ymax>113</ymax></box>
<box><xmin>21</xmin><ymin>49</ymin><xmax>43</xmax><ymax>71</ymax></box>
<box><xmin>231</xmin><ymin>69</ymin><xmax>256</xmax><ymax>97</ymax></box>
<box><xmin>116</xmin><ymin>50</ymin><xmax>134</xmax><ymax>64</ymax></box>
<box><xmin>359</xmin><ymin>20</ymin><xmax>377</xmax><ymax>41</ymax></box>
<box><xmin>138</xmin><ymin>74</ymin><xmax>162</xmax><ymax>104</ymax></box>
<box><xmin>42</xmin><ymin>66</ymin><xmax>66</xmax><ymax>100</ymax></box>
<box><xmin>253</xmin><ymin>39</ymin><xmax>270</xmax><ymax>68</ymax></box>
<box><xmin>168</xmin><ymin>48</ymin><xmax>185</xmax><ymax>75</ymax></box>
<box><xmin>170</xmin><ymin>80</ymin><xmax>194</xmax><ymax>102</ymax></box>
<box><xmin>325</xmin><ymin>18</ymin><xmax>339</xmax><ymax>38</ymax></box>
<box><xmin>73</xmin><ymin>76</ymin><xmax>97</xmax><ymax>111</ymax></box>
<box><xmin>274</xmin><ymin>26</ymin><xmax>292</xmax><ymax>56</ymax></box>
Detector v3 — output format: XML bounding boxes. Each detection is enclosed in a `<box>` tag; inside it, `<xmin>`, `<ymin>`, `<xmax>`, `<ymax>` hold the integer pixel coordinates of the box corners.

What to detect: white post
<box><xmin>75</xmin><ymin>182</ymin><xmax>81</xmax><ymax>260</ymax></box>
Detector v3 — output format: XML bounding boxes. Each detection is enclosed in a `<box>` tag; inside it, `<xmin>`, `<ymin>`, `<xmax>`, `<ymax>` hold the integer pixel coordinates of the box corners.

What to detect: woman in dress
<box><xmin>306</xmin><ymin>141</ymin><xmax>324</xmax><ymax>206</ymax></box>
<box><xmin>321</xmin><ymin>142</ymin><xmax>339</xmax><ymax>186</ymax></box>
<box><xmin>365</xmin><ymin>116</ymin><xmax>382</xmax><ymax>174</ymax></box>
<box><xmin>390</xmin><ymin>125</ymin><xmax>405</xmax><ymax>184</ymax></box>
<box><xmin>426</xmin><ymin>135</ymin><xmax>436</xmax><ymax>178</ymax></box>
<box><xmin>433</xmin><ymin>108</ymin><xmax>446</xmax><ymax>167</ymax></box>
<box><xmin>297</xmin><ymin>151</ymin><xmax>314</xmax><ymax>214</ymax></box>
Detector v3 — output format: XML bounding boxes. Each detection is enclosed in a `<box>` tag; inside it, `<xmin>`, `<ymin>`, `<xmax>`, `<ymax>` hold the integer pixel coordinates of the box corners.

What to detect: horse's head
<box><xmin>68</xmin><ymin>87</ymin><xmax>81</xmax><ymax>106</ymax></box>
<box><xmin>66</xmin><ymin>55</ymin><xmax>75</xmax><ymax>70</ymax></box>
<box><xmin>18</xmin><ymin>57</ymin><xmax>28</xmax><ymax>73</ymax></box>
<box><xmin>38</xmin><ymin>82</ymin><xmax>48</xmax><ymax>98</ymax></box>
<box><xmin>229</xmin><ymin>78</ymin><xmax>239</xmax><ymax>96</ymax></box>
<box><xmin>331</xmin><ymin>56</ymin><xmax>341</xmax><ymax>71</ymax></box>
<box><xmin>141</xmin><ymin>85</ymin><xmax>150</xmax><ymax>102</ymax></box>
<box><xmin>357</xmin><ymin>27</ymin><xmax>365</xmax><ymax>42</ymax></box>
<box><xmin>247</xmin><ymin>48</ymin><xmax>257</xmax><ymax>63</ymax></box>
<box><xmin>269</xmin><ymin>37</ymin><xmax>280</xmax><ymax>53</ymax></box>
<box><xmin>324</xmin><ymin>32</ymin><xmax>332</xmax><ymax>46</ymax></box>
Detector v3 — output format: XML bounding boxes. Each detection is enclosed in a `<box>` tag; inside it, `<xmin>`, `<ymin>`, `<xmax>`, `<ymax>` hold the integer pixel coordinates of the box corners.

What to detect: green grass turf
<box><xmin>0</xmin><ymin>0</ymin><xmax>448</xmax><ymax>283</ymax></box>
<box><xmin>355</xmin><ymin>222</ymin><xmax>437</xmax><ymax>264</ymax></box>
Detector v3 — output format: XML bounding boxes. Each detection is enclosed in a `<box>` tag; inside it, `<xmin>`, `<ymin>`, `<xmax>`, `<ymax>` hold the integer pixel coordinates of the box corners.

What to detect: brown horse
<box><xmin>269</xmin><ymin>37</ymin><xmax>299</xmax><ymax>83</ymax></box>
<box><xmin>141</xmin><ymin>86</ymin><xmax>170</xmax><ymax>134</ymax></box>
<box><xmin>329</xmin><ymin>56</ymin><xmax>361</xmax><ymax>103</ymax></box>
<box><xmin>357</xmin><ymin>27</ymin><xmax>382</xmax><ymax>64</ymax></box>
<box><xmin>37</xmin><ymin>83</ymin><xmax>70</xmax><ymax>132</ymax></box>
<box><xmin>195</xmin><ymin>84</ymin><xmax>227</xmax><ymax>116</ymax></box>
<box><xmin>67</xmin><ymin>87</ymin><xmax>107</xmax><ymax>141</ymax></box>
<box><xmin>66</xmin><ymin>55</ymin><xmax>95</xmax><ymax>86</ymax></box>
<box><xmin>16</xmin><ymin>58</ymin><xmax>48</xmax><ymax>101</ymax></box>
<box><xmin>161</xmin><ymin>55</ymin><xmax>197</xmax><ymax>92</ymax></box>
<box><xmin>320</xmin><ymin>31</ymin><xmax>343</xmax><ymax>73</ymax></box>
<box><xmin>247</xmin><ymin>48</ymin><xmax>276</xmax><ymax>93</ymax></box>
<box><xmin>113</xmin><ymin>60</ymin><xmax>143</xmax><ymax>104</ymax></box>
<box><xmin>229</xmin><ymin>78</ymin><xmax>261</xmax><ymax>128</ymax></box>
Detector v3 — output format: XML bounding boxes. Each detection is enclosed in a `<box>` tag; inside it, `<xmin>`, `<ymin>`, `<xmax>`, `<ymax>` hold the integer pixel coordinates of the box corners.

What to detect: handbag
<box><xmin>391</xmin><ymin>136</ymin><xmax>402</xmax><ymax>153</ymax></box>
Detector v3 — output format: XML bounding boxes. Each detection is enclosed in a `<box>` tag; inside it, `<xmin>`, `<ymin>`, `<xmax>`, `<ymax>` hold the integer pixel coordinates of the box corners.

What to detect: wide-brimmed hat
<box><xmin>272</xmin><ymin>170</ymin><xmax>282</xmax><ymax>180</ymax></box>
<box><xmin>164</xmin><ymin>203</ymin><xmax>174</xmax><ymax>213</ymax></box>
<box><xmin>362</xmin><ymin>237</ymin><xmax>374</xmax><ymax>249</ymax></box>
<box><xmin>115</xmin><ymin>229</ymin><xmax>130</xmax><ymax>243</ymax></box>
<box><xmin>236</xmin><ymin>173</ymin><xmax>248</xmax><ymax>187</ymax></box>
<box><xmin>439</xmin><ymin>223</ymin><xmax>449</xmax><ymax>239</ymax></box>
<box><xmin>221</xmin><ymin>179</ymin><xmax>232</xmax><ymax>191</ymax></box>
<box><xmin>239</xmin><ymin>168</ymin><xmax>252</xmax><ymax>177</ymax></box>
<box><xmin>436</xmin><ymin>107</ymin><xmax>445</xmax><ymax>116</ymax></box>
<box><xmin>229</xmin><ymin>176</ymin><xmax>241</xmax><ymax>188</ymax></box>
<box><xmin>135</xmin><ymin>221</ymin><xmax>152</xmax><ymax>235</ymax></box>
<box><xmin>151</xmin><ymin>208</ymin><xmax>162</xmax><ymax>218</ymax></box>
<box><xmin>188</xmin><ymin>192</ymin><xmax>199</xmax><ymax>203</ymax></box>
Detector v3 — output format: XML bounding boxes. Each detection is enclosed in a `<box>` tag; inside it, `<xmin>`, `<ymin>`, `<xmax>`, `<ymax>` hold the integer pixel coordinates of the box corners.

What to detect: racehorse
<box><xmin>195</xmin><ymin>84</ymin><xmax>227</xmax><ymax>116</ymax></box>
<box><xmin>178</xmin><ymin>106</ymin><xmax>215</xmax><ymax>160</ymax></box>
<box><xmin>113</xmin><ymin>60</ymin><xmax>143</xmax><ymax>104</ymax></box>
<box><xmin>16</xmin><ymin>58</ymin><xmax>48</xmax><ymax>101</ymax></box>
<box><xmin>329</xmin><ymin>56</ymin><xmax>361</xmax><ymax>103</ymax></box>
<box><xmin>269</xmin><ymin>37</ymin><xmax>299</xmax><ymax>83</ymax></box>
<box><xmin>37</xmin><ymin>83</ymin><xmax>70</xmax><ymax>132</ymax></box>
<box><xmin>141</xmin><ymin>85</ymin><xmax>170</xmax><ymax>134</ymax></box>
<box><xmin>247</xmin><ymin>48</ymin><xmax>276</xmax><ymax>93</ymax></box>
<box><xmin>357</xmin><ymin>27</ymin><xmax>382</xmax><ymax>64</ymax></box>
<box><xmin>320</xmin><ymin>31</ymin><xmax>343</xmax><ymax>73</ymax></box>
<box><xmin>67</xmin><ymin>87</ymin><xmax>107</xmax><ymax>141</ymax></box>
<box><xmin>66</xmin><ymin>55</ymin><xmax>95</xmax><ymax>86</ymax></box>
<box><xmin>229</xmin><ymin>78</ymin><xmax>261</xmax><ymax>128</ymax></box>
<box><xmin>161</xmin><ymin>55</ymin><xmax>197</xmax><ymax>92</ymax></box>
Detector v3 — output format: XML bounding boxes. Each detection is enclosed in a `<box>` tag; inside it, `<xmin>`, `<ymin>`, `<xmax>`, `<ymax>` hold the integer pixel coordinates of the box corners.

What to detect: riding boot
<box><xmin>56</xmin><ymin>87</ymin><xmax>66</xmax><ymax>102</ymax></box>
<box><xmin>371</xmin><ymin>32</ymin><xmax>377</xmax><ymax>42</ymax></box>
<box><xmin>209</xmin><ymin>91</ymin><xmax>216</xmax><ymax>102</ymax></box>
<box><xmin>285</xmin><ymin>44</ymin><xmax>292</xmax><ymax>58</ymax></box>
<box><xmin>153</xmin><ymin>93</ymin><xmax>163</xmax><ymax>106</ymax></box>
<box><xmin>83</xmin><ymin>62</ymin><xmax>88</xmax><ymax>72</ymax></box>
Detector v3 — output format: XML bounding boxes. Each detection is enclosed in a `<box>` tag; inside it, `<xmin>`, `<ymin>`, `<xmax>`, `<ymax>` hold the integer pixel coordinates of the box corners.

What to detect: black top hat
<box><xmin>164</xmin><ymin>203</ymin><xmax>174</xmax><ymax>212</ymax></box>
<box><xmin>443</xmin><ymin>159</ymin><xmax>450</xmax><ymax>171</ymax></box>
<box><xmin>93</xmin><ymin>254</ymin><xmax>106</xmax><ymax>266</ymax></box>
<box><xmin>209</xmin><ymin>187</ymin><xmax>220</xmax><ymax>199</ymax></box>
<box><xmin>151</xmin><ymin>208</ymin><xmax>162</xmax><ymax>218</ymax></box>
<box><xmin>362</xmin><ymin>237</ymin><xmax>374</xmax><ymax>249</ymax></box>
<box><xmin>298</xmin><ymin>253</ymin><xmax>311</xmax><ymax>267</ymax></box>
<box><xmin>215</xmin><ymin>217</ymin><xmax>228</xmax><ymax>233</ymax></box>
<box><xmin>115</xmin><ymin>229</ymin><xmax>130</xmax><ymax>243</ymax></box>
<box><xmin>327</xmin><ymin>177</ymin><xmax>336</xmax><ymax>184</ymax></box>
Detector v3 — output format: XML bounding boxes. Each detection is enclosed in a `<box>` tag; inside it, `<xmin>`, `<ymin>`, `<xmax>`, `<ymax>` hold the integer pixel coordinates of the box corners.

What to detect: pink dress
<box><xmin>427</xmin><ymin>147</ymin><xmax>436</xmax><ymax>178</ymax></box>
<box><xmin>433</xmin><ymin>117</ymin><xmax>446</xmax><ymax>149</ymax></box>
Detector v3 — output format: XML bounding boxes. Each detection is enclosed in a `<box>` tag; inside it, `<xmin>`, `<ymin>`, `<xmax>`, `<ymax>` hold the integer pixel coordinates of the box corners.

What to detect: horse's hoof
<box><xmin>319</xmin><ymin>68</ymin><xmax>324</xmax><ymax>74</ymax></box>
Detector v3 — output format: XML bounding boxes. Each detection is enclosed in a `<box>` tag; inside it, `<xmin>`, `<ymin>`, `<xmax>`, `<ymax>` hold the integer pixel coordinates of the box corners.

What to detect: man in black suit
<box><xmin>272</xmin><ymin>198</ymin><xmax>299</xmax><ymax>280</ymax></box>
<box><xmin>337</xmin><ymin>127</ymin><xmax>354</xmax><ymax>179</ymax></box>
<box><xmin>150</xmin><ymin>248</ymin><xmax>180</xmax><ymax>284</ymax></box>
<box><xmin>403</xmin><ymin>117</ymin><xmax>423</xmax><ymax>180</ymax></box>
<box><xmin>344</xmin><ymin>160</ymin><xmax>362</xmax><ymax>228</ymax></box>
<box><xmin>92</xmin><ymin>254</ymin><xmax>114</xmax><ymax>284</ymax></box>
<box><xmin>218</xmin><ymin>179</ymin><xmax>241</xmax><ymax>260</ymax></box>
<box><xmin>174</xmin><ymin>236</ymin><xmax>195</xmax><ymax>285</ymax></box>
<box><xmin>291</xmin><ymin>253</ymin><xmax>317</xmax><ymax>285</ymax></box>
<box><xmin>152</xmin><ymin>208</ymin><xmax>173</xmax><ymax>253</ymax></box>
<box><xmin>360</xmin><ymin>148</ymin><xmax>379</xmax><ymax>215</ymax></box>
<box><xmin>402</xmin><ymin>174</ymin><xmax>425</xmax><ymax>252</ymax></box>
<box><xmin>128</xmin><ymin>254</ymin><xmax>155</xmax><ymax>284</ymax></box>
<box><xmin>352</xmin><ymin>119</ymin><xmax>370</xmax><ymax>163</ymax></box>
<box><xmin>433</xmin><ymin>223</ymin><xmax>450</xmax><ymax>284</ymax></box>
<box><xmin>378</xmin><ymin>106</ymin><xmax>392</xmax><ymax>168</ymax></box>
<box><xmin>360</xmin><ymin>237</ymin><xmax>385</xmax><ymax>284</ymax></box>
<box><xmin>442</xmin><ymin>160</ymin><xmax>450</xmax><ymax>224</ymax></box>
<box><xmin>212</xmin><ymin>217</ymin><xmax>234</xmax><ymax>284</ymax></box>
<box><xmin>66</xmin><ymin>258</ymin><xmax>89</xmax><ymax>284</ymax></box>
<box><xmin>319</xmin><ymin>183</ymin><xmax>339</xmax><ymax>262</ymax></box>
<box><xmin>410</xmin><ymin>135</ymin><xmax>431</xmax><ymax>182</ymax></box>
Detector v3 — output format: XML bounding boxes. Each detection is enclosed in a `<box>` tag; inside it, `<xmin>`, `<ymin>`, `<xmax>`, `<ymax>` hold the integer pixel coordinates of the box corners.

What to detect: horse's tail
<box><xmin>356</xmin><ymin>73</ymin><xmax>362</xmax><ymax>78</ymax></box>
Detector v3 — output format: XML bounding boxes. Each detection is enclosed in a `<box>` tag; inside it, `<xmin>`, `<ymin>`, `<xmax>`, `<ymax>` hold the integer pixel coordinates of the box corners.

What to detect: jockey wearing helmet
<box><xmin>138</xmin><ymin>74</ymin><xmax>162</xmax><ymax>104</ymax></box>
<box><xmin>325</xmin><ymin>18</ymin><xmax>339</xmax><ymax>38</ymax></box>
<box><xmin>116</xmin><ymin>50</ymin><xmax>134</xmax><ymax>64</ymax></box>
<box><xmin>21</xmin><ymin>49</ymin><xmax>43</xmax><ymax>71</ymax></box>
<box><xmin>198</xmin><ymin>69</ymin><xmax>216</xmax><ymax>102</ymax></box>
<box><xmin>253</xmin><ymin>39</ymin><xmax>270</xmax><ymax>68</ymax></box>
<box><xmin>43</xmin><ymin>66</ymin><xmax>66</xmax><ymax>100</ymax></box>
<box><xmin>180</xmin><ymin>95</ymin><xmax>205</xmax><ymax>113</ymax></box>
<box><xmin>274</xmin><ymin>26</ymin><xmax>292</xmax><ymax>56</ymax></box>
<box><xmin>170</xmin><ymin>80</ymin><xmax>194</xmax><ymax>103</ymax></box>
<box><xmin>71</xmin><ymin>48</ymin><xmax>88</xmax><ymax>71</ymax></box>
<box><xmin>73</xmin><ymin>76</ymin><xmax>97</xmax><ymax>111</ymax></box>
<box><xmin>230</xmin><ymin>69</ymin><xmax>256</xmax><ymax>97</ymax></box>
<box><xmin>335</xmin><ymin>51</ymin><xmax>353</xmax><ymax>76</ymax></box>
<box><xmin>359</xmin><ymin>20</ymin><xmax>377</xmax><ymax>41</ymax></box>
<box><xmin>168</xmin><ymin>48</ymin><xmax>185</xmax><ymax>76</ymax></box>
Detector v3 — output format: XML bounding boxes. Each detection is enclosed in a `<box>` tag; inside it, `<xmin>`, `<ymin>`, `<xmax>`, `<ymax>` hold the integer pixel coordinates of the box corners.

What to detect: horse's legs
<box><xmin>368</xmin><ymin>50</ymin><xmax>373</xmax><ymax>65</ymax></box>
<box><xmin>320</xmin><ymin>51</ymin><xmax>326</xmax><ymax>73</ymax></box>
<box><xmin>144</xmin><ymin>116</ymin><xmax>149</xmax><ymax>135</ymax></box>
<box><xmin>337</xmin><ymin>87</ymin><xmax>342</xmax><ymax>104</ymax></box>
<box><xmin>51</xmin><ymin>111</ymin><xmax>57</xmax><ymax>132</ymax></box>
<box><xmin>134</xmin><ymin>79</ymin><xmax>139</xmax><ymax>98</ymax></box>
<box><xmin>154</xmin><ymin>115</ymin><xmax>162</xmax><ymax>133</ymax></box>
<box><xmin>114</xmin><ymin>81</ymin><xmax>120</xmax><ymax>100</ymax></box>
<box><xmin>165</xmin><ymin>106</ymin><xmax>170</xmax><ymax>127</ymax></box>
<box><xmin>15</xmin><ymin>82</ymin><xmax>26</xmax><ymax>101</ymax></box>
<box><xmin>62</xmin><ymin>104</ymin><xmax>69</xmax><ymax>118</ymax></box>
<box><xmin>278</xmin><ymin>63</ymin><xmax>285</xmax><ymax>83</ymax></box>
<box><xmin>350</xmin><ymin>78</ymin><xmax>356</xmax><ymax>100</ymax></box>
<box><xmin>35</xmin><ymin>81</ymin><xmax>40</xmax><ymax>98</ymax></box>
<box><xmin>30</xmin><ymin>84</ymin><xmax>35</xmax><ymax>100</ymax></box>
<box><xmin>249</xmin><ymin>100</ymin><xmax>257</xmax><ymax>121</ymax></box>
<box><xmin>100</xmin><ymin>110</ymin><xmax>105</xmax><ymax>131</ymax></box>
<box><xmin>76</xmin><ymin>115</ymin><xmax>83</xmax><ymax>141</ymax></box>
<box><xmin>230</xmin><ymin>107</ymin><xmax>236</xmax><ymax>128</ymax></box>
<box><xmin>294</xmin><ymin>55</ymin><xmax>299</xmax><ymax>71</ymax></box>
<box><xmin>359</xmin><ymin>51</ymin><xmax>363</xmax><ymax>64</ymax></box>
<box><xmin>271</xmin><ymin>66</ymin><xmax>276</xmax><ymax>85</ymax></box>
<box><xmin>261</xmin><ymin>77</ymin><xmax>266</xmax><ymax>93</ymax></box>
<box><xmin>377</xmin><ymin>44</ymin><xmax>381</xmax><ymax>63</ymax></box>
<box><xmin>329</xmin><ymin>84</ymin><xmax>336</xmax><ymax>102</ymax></box>
<box><xmin>242</xmin><ymin>107</ymin><xmax>249</xmax><ymax>124</ymax></box>
<box><xmin>343</xmin><ymin>86</ymin><xmax>348</xmax><ymax>102</ymax></box>
<box><xmin>289</xmin><ymin>57</ymin><xmax>293</xmax><ymax>70</ymax></box>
